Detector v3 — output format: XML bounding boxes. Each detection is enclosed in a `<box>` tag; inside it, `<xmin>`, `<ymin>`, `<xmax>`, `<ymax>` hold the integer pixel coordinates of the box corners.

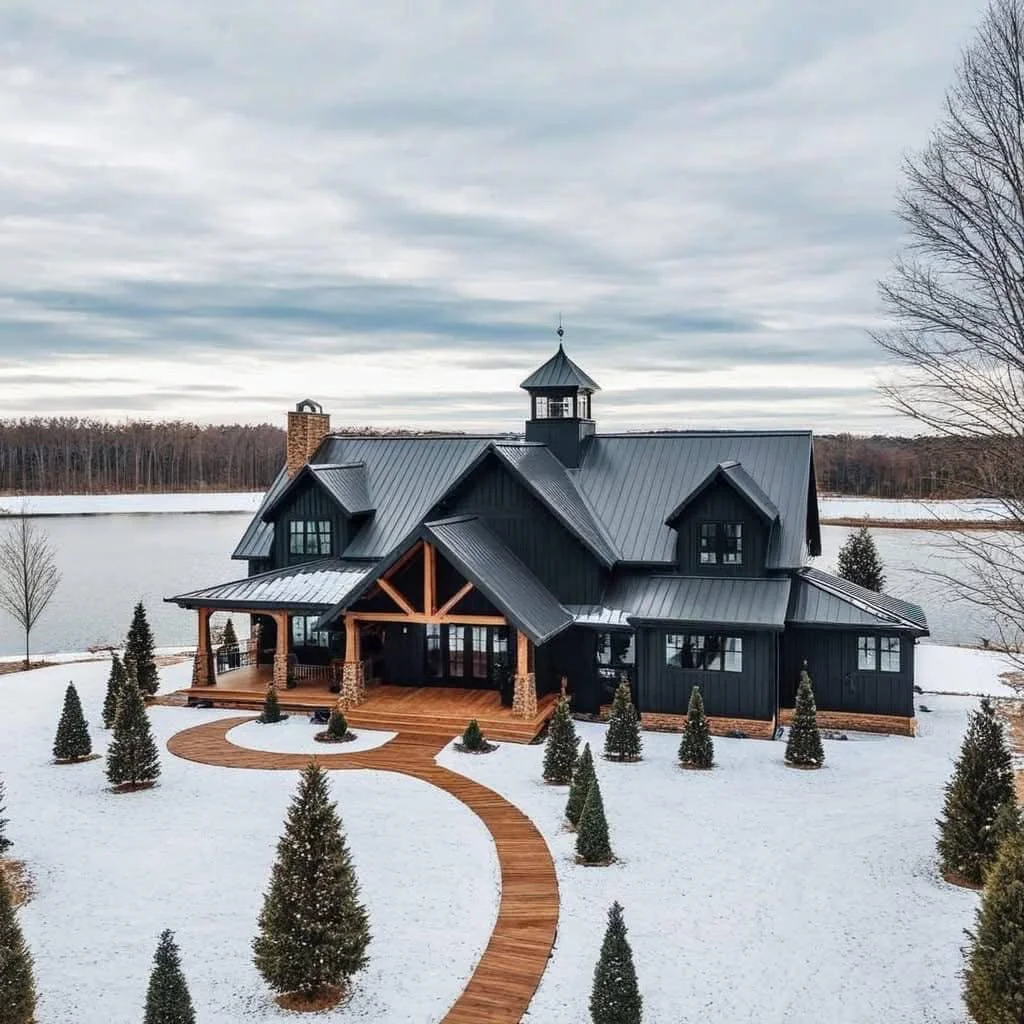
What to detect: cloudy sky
<box><xmin>0</xmin><ymin>1</ymin><xmax>989</xmax><ymax>434</ymax></box>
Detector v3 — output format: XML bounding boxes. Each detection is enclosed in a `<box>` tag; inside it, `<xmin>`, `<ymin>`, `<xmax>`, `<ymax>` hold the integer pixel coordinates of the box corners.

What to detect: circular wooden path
<box><xmin>167</xmin><ymin>717</ymin><xmax>559</xmax><ymax>1024</ymax></box>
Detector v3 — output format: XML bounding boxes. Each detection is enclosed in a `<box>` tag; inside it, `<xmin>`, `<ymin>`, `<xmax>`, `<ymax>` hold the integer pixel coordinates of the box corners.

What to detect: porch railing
<box><xmin>215</xmin><ymin>639</ymin><xmax>259</xmax><ymax>675</ymax></box>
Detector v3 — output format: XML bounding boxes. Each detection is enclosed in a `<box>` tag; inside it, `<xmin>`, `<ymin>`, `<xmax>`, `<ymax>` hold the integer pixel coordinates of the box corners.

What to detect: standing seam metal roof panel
<box><xmin>789</xmin><ymin>567</ymin><xmax>928</xmax><ymax>631</ymax></box>
<box><xmin>232</xmin><ymin>465</ymin><xmax>289</xmax><ymax>560</ymax></box>
<box><xmin>309</xmin><ymin>464</ymin><xmax>374</xmax><ymax>515</ymax></box>
<box><xmin>519</xmin><ymin>345</ymin><xmax>601</xmax><ymax>390</ymax></box>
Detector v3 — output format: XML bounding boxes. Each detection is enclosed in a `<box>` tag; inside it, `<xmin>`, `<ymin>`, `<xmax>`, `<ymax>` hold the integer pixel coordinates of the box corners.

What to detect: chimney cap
<box><xmin>295</xmin><ymin>398</ymin><xmax>324</xmax><ymax>414</ymax></box>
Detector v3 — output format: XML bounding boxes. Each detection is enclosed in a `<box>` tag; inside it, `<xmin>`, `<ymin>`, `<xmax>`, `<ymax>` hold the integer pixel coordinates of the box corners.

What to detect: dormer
<box><xmin>521</xmin><ymin>330</ymin><xmax>599</xmax><ymax>468</ymax></box>
<box><xmin>665</xmin><ymin>461</ymin><xmax>779</xmax><ymax>576</ymax></box>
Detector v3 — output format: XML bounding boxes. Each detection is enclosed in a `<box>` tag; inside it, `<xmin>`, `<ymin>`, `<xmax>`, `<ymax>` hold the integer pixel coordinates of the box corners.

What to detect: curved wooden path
<box><xmin>167</xmin><ymin>717</ymin><xmax>559</xmax><ymax>1024</ymax></box>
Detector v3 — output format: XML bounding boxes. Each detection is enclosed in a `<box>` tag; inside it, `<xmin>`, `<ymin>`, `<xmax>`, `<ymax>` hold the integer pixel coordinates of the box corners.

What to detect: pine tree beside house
<box><xmin>102</xmin><ymin>653</ymin><xmax>128</xmax><ymax>729</ymax></box>
<box><xmin>0</xmin><ymin>776</ymin><xmax>11</xmax><ymax>855</ymax></box>
<box><xmin>836</xmin><ymin>525</ymin><xmax>886</xmax><ymax>592</ymax></box>
<box><xmin>963</xmin><ymin>830</ymin><xmax>1024</xmax><ymax>1023</ymax></box>
<box><xmin>785</xmin><ymin>667</ymin><xmax>825</xmax><ymax>769</ymax></box>
<box><xmin>604</xmin><ymin>680</ymin><xmax>642</xmax><ymax>762</ymax></box>
<box><xmin>565</xmin><ymin>742</ymin><xmax>596</xmax><ymax>829</ymax></box>
<box><xmin>679</xmin><ymin>685</ymin><xmax>714</xmax><ymax>770</ymax></box>
<box><xmin>260</xmin><ymin>682</ymin><xmax>285</xmax><ymax>724</ymax></box>
<box><xmin>543</xmin><ymin>697</ymin><xmax>578</xmax><ymax>784</ymax></box>
<box><xmin>144</xmin><ymin>930</ymin><xmax>196</xmax><ymax>1024</ymax></box>
<box><xmin>590</xmin><ymin>901</ymin><xmax>642</xmax><ymax>1024</ymax></box>
<box><xmin>253</xmin><ymin>760</ymin><xmax>370</xmax><ymax>1005</ymax></box>
<box><xmin>52</xmin><ymin>682</ymin><xmax>93</xmax><ymax>762</ymax></box>
<box><xmin>125</xmin><ymin>600</ymin><xmax>159</xmax><ymax>696</ymax></box>
<box><xmin>105</xmin><ymin>672</ymin><xmax>161</xmax><ymax>791</ymax></box>
<box><xmin>0</xmin><ymin>868</ymin><xmax>36</xmax><ymax>1024</ymax></box>
<box><xmin>937</xmin><ymin>698</ymin><xmax>1016</xmax><ymax>887</ymax></box>
<box><xmin>576</xmin><ymin>776</ymin><xmax>613</xmax><ymax>865</ymax></box>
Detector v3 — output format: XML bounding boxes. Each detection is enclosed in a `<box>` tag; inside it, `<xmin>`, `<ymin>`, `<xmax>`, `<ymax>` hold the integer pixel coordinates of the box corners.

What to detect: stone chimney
<box><xmin>286</xmin><ymin>399</ymin><xmax>331</xmax><ymax>477</ymax></box>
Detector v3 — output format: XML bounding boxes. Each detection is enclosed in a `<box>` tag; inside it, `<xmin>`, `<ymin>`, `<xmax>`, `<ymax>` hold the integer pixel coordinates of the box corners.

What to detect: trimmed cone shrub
<box><xmin>144</xmin><ymin>929</ymin><xmax>196</xmax><ymax>1024</ymax></box>
<box><xmin>963</xmin><ymin>831</ymin><xmax>1024</xmax><ymax>1023</ymax></box>
<box><xmin>679</xmin><ymin>685</ymin><xmax>714</xmax><ymax>769</ymax></box>
<box><xmin>105</xmin><ymin>671</ymin><xmax>161</xmax><ymax>790</ymax></box>
<box><xmin>253</xmin><ymin>760</ymin><xmax>370</xmax><ymax>1000</ymax></box>
<box><xmin>590</xmin><ymin>901</ymin><xmax>642</xmax><ymax>1024</ymax></box>
<box><xmin>0</xmin><ymin>868</ymin><xmax>36</xmax><ymax>1024</ymax></box>
<box><xmin>576</xmin><ymin>775</ymin><xmax>613</xmax><ymax>864</ymax></box>
<box><xmin>565</xmin><ymin>742</ymin><xmax>596</xmax><ymax>829</ymax></box>
<box><xmin>221</xmin><ymin>618</ymin><xmax>238</xmax><ymax>649</ymax></box>
<box><xmin>126</xmin><ymin>601</ymin><xmax>159</xmax><ymax>695</ymax></box>
<box><xmin>102</xmin><ymin>653</ymin><xmax>128</xmax><ymax>729</ymax></box>
<box><xmin>53</xmin><ymin>682</ymin><xmax>92</xmax><ymax>761</ymax></box>
<box><xmin>260</xmin><ymin>682</ymin><xmax>284</xmax><ymax>724</ymax></box>
<box><xmin>785</xmin><ymin>668</ymin><xmax>824</xmax><ymax>768</ymax></box>
<box><xmin>604</xmin><ymin>680</ymin><xmax>642</xmax><ymax>762</ymax></box>
<box><xmin>327</xmin><ymin>707</ymin><xmax>349</xmax><ymax>740</ymax></box>
<box><xmin>0</xmin><ymin>776</ymin><xmax>10</xmax><ymax>855</ymax></box>
<box><xmin>543</xmin><ymin>697</ymin><xmax>578</xmax><ymax>784</ymax></box>
<box><xmin>938</xmin><ymin>697</ymin><xmax>1016</xmax><ymax>886</ymax></box>
<box><xmin>462</xmin><ymin>719</ymin><xmax>485</xmax><ymax>751</ymax></box>
<box><xmin>836</xmin><ymin>525</ymin><xmax>886</xmax><ymax>593</ymax></box>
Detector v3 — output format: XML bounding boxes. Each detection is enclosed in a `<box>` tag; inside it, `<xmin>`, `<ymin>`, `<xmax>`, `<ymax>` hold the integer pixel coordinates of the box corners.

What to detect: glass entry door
<box><xmin>425</xmin><ymin>624</ymin><xmax>509</xmax><ymax>687</ymax></box>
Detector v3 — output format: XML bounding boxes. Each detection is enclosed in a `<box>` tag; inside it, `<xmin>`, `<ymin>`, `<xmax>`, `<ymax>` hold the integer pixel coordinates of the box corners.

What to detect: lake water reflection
<box><xmin>0</xmin><ymin>514</ymin><xmax>1008</xmax><ymax>657</ymax></box>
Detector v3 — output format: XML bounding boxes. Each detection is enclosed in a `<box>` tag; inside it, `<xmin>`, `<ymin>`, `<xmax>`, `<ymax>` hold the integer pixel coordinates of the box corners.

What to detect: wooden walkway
<box><xmin>167</xmin><ymin>716</ymin><xmax>559</xmax><ymax>1024</ymax></box>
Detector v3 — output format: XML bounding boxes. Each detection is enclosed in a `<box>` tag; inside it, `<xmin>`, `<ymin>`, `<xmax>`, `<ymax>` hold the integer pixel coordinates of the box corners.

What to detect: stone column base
<box><xmin>338</xmin><ymin>661</ymin><xmax>366</xmax><ymax>709</ymax></box>
<box><xmin>191</xmin><ymin>647</ymin><xmax>215</xmax><ymax>686</ymax></box>
<box><xmin>512</xmin><ymin>672</ymin><xmax>537</xmax><ymax>719</ymax></box>
<box><xmin>272</xmin><ymin>651</ymin><xmax>289</xmax><ymax>689</ymax></box>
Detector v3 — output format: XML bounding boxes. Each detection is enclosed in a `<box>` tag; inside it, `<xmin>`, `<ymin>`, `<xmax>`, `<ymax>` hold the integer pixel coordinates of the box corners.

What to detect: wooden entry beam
<box><xmin>423</xmin><ymin>542</ymin><xmax>437</xmax><ymax>616</ymax></box>
<box><xmin>435</xmin><ymin>581</ymin><xmax>474</xmax><ymax>618</ymax></box>
<box><xmin>517</xmin><ymin>631</ymin><xmax>530</xmax><ymax>675</ymax></box>
<box><xmin>350</xmin><ymin>612</ymin><xmax>505</xmax><ymax>626</ymax></box>
<box><xmin>377</xmin><ymin>577</ymin><xmax>417</xmax><ymax>617</ymax></box>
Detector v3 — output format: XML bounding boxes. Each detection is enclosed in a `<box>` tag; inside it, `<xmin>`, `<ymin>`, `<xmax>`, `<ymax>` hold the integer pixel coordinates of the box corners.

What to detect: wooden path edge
<box><xmin>166</xmin><ymin>716</ymin><xmax>559</xmax><ymax>1024</ymax></box>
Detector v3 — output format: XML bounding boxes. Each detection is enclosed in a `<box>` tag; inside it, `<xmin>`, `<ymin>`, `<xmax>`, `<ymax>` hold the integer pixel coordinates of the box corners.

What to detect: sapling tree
<box><xmin>253</xmin><ymin>760</ymin><xmax>370</xmax><ymax>1002</ymax></box>
<box><xmin>785</xmin><ymin>668</ymin><xmax>825</xmax><ymax>768</ymax></box>
<box><xmin>102</xmin><ymin>653</ymin><xmax>128</xmax><ymax>729</ymax></box>
<box><xmin>0</xmin><ymin>868</ymin><xmax>36</xmax><ymax>1024</ymax></box>
<box><xmin>144</xmin><ymin>929</ymin><xmax>196</xmax><ymax>1024</ymax></box>
<box><xmin>679</xmin><ymin>685</ymin><xmax>714</xmax><ymax>769</ymax></box>
<box><xmin>576</xmin><ymin>776</ymin><xmax>613</xmax><ymax>865</ymax></box>
<box><xmin>105</xmin><ymin>671</ymin><xmax>161</xmax><ymax>790</ymax></box>
<box><xmin>0</xmin><ymin>512</ymin><xmax>60</xmax><ymax>670</ymax></box>
<box><xmin>604</xmin><ymin>680</ymin><xmax>642</xmax><ymax>762</ymax></box>
<box><xmin>543</xmin><ymin>697</ymin><xmax>578</xmax><ymax>784</ymax></box>
<box><xmin>836</xmin><ymin>526</ymin><xmax>886</xmax><ymax>592</ymax></box>
<box><xmin>125</xmin><ymin>600</ymin><xmax>159</xmax><ymax>696</ymax></box>
<box><xmin>52</xmin><ymin>682</ymin><xmax>92</xmax><ymax>762</ymax></box>
<box><xmin>590</xmin><ymin>901</ymin><xmax>642</xmax><ymax>1024</ymax></box>
<box><xmin>565</xmin><ymin>742</ymin><xmax>596</xmax><ymax>829</ymax></box>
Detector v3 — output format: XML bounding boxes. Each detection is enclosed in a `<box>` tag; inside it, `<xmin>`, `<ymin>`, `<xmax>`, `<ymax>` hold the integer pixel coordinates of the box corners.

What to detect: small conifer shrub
<box><xmin>543</xmin><ymin>697</ymin><xmax>578</xmax><ymax>784</ymax></box>
<box><xmin>53</xmin><ymin>682</ymin><xmax>93</xmax><ymax>762</ymax></box>
<box><xmin>259</xmin><ymin>682</ymin><xmax>287</xmax><ymax>724</ymax></box>
<box><xmin>785</xmin><ymin>667</ymin><xmax>824</xmax><ymax>769</ymax></box>
<box><xmin>0</xmin><ymin>776</ymin><xmax>11</xmax><ymax>855</ymax></box>
<box><xmin>937</xmin><ymin>698</ymin><xmax>1016</xmax><ymax>886</ymax></box>
<box><xmin>315</xmin><ymin>706</ymin><xmax>353</xmax><ymax>744</ymax></box>
<box><xmin>105</xmin><ymin>673</ymin><xmax>161</xmax><ymax>791</ymax></box>
<box><xmin>462</xmin><ymin>718</ymin><xmax>484</xmax><ymax>751</ymax></box>
<box><xmin>604</xmin><ymin>680</ymin><xmax>642</xmax><ymax>762</ymax></box>
<box><xmin>102</xmin><ymin>653</ymin><xmax>128</xmax><ymax>729</ymax></box>
<box><xmin>125</xmin><ymin>601</ymin><xmax>159</xmax><ymax>695</ymax></box>
<box><xmin>576</xmin><ymin>775</ymin><xmax>613</xmax><ymax>865</ymax></box>
<box><xmin>565</xmin><ymin>742</ymin><xmax>596</xmax><ymax>829</ymax></box>
<box><xmin>0</xmin><ymin>868</ymin><xmax>36</xmax><ymax>1024</ymax></box>
<box><xmin>836</xmin><ymin>525</ymin><xmax>886</xmax><ymax>592</ymax></box>
<box><xmin>590</xmin><ymin>901</ymin><xmax>642</xmax><ymax>1024</ymax></box>
<box><xmin>144</xmin><ymin>929</ymin><xmax>196</xmax><ymax>1024</ymax></box>
<box><xmin>679</xmin><ymin>685</ymin><xmax>714</xmax><ymax>770</ymax></box>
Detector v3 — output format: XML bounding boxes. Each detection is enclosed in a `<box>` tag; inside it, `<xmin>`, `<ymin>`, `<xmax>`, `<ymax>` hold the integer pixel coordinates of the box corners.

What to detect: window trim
<box><xmin>291</xmin><ymin>614</ymin><xmax>329</xmax><ymax>647</ymax></box>
<box><xmin>288</xmin><ymin>519</ymin><xmax>333</xmax><ymax>556</ymax></box>
<box><xmin>665</xmin><ymin>633</ymin><xmax>743</xmax><ymax>673</ymax></box>
<box><xmin>698</xmin><ymin>521</ymin><xmax>744</xmax><ymax>566</ymax></box>
<box><xmin>857</xmin><ymin>635</ymin><xmax>902</xmax><ymax>673</ymax></box>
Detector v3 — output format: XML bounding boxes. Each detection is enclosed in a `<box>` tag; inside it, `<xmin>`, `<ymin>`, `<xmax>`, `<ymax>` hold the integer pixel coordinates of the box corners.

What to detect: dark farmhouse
<box><xmin>169</xmin><ymin>344</ymin><xmax>928</xmax><ymax>739</ymax></box>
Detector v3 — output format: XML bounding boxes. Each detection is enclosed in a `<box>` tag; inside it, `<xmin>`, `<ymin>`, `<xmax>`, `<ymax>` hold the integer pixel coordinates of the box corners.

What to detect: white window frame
<box><xmin>879</xmin><ymin>636</ymin><xmax>901</xmax><ymax>672</ymax></box>
<box><xmin>857</xmin><ymin>635</ymin><xmax>876</xmax><ymax>671</ymax></box>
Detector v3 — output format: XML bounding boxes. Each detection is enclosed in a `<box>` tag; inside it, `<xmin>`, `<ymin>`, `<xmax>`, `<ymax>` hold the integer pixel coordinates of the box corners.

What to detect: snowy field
<box><xmin>819</xmin><ymin>496</ymin><xmax>1008</xmax><ymax>523</ymax></box>
<box><xmin>225</xmin><ymin>718</ymin><xmax>397</xmax><ymax>755</ymax></box>
<box><xmin>0</xmin><ymin>492</ymin><xmax>263</xmax><ymax>517</ymax></box>
<box><xmin>1</xmin><ymin>644</ymin><xmax>1017</xmax><ymax>1023</ymax></box>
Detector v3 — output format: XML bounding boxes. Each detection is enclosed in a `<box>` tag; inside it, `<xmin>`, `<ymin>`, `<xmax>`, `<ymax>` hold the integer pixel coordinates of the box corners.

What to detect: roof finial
<box><xmin>556</xmin><ymin>313</ymin><xmax>564</xmax><ymax>348</ymax></box>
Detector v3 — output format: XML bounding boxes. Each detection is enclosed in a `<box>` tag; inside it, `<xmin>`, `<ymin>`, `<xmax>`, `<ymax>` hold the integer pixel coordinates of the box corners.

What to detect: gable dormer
<box><xmin>665</xmin><ymin>461</ymin><xmax>779</xmax><ymax>576</ymax></box>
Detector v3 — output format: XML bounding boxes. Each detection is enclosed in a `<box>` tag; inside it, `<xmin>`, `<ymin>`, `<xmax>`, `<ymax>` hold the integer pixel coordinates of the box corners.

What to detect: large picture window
<box><xmin>426</xmin><ymin>623</ymin><xmax>443</xmax><ymax>678</ymax></box>
<box><xmin>857</xmin><ymin>635</ymin><xmax>902</xmax><ymax>673</ymax></box>
<box><xmin>471</xmin><ymin>626</ymin><xmax>488</xmax><ymax>678</ymax></box>
<box><xmin>291</xmin><ymin>615</ymin><xmax>329</xmax><ymax>647</ymax></box>
<box><xmin>699</xmin><ymin>522</ymin><xmax>743</xmax><ymax>566</ymax></box>
<box><xmin>665</xmin><ymin>634</ymin><xmax>742</xmax><ymax>672</ymax></box>
<box><xmin>448</xmin><ymin>626</ymin><xmax>465</xmax><ymax>677</ymax></box>
<box><xmin>289</xmin><ymin>520</ymin><xmax>332</xmax><ymax>556</ymax></box>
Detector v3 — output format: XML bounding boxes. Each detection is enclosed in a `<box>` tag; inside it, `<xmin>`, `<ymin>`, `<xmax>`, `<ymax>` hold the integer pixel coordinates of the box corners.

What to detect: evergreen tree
<box><xmin>144</xmin><ymin>929</ymin><xmax>196</xmax><ymax>1024</ymax></box>
<box><xmin>105</xmin><ymin>670</ymin><xmax>161</xmax><ymax>790</ymax></box>
<box><xmin>604</xmin><ymin>680</ymin><xmax>642</xmax><ymax>762</ymax></box>
<box><xmin>576</xmin><ymin>775</ymin><xmax>613</xmax><ymax>864</ymax></box>
<box><xmin>679</xmin><ymin>685</ymin><xmax>714</xmax><ymax>770</ymax></box>
<box><xmin>102</xmin><ymin>653</ymin><xmax>128</xmax><ymax>729</ymax></box>
<box><xmin>0</xmin><ymin>868</ymin><xmax>36</xmax><ymax>1024</ymax></box>
<box><xmin>0</xmin><ymin>776</ymin><xmax>10</xmax><ymax>855</ymax></box>
<box><xmin>253</xmin><ymin>760</ymin><xmax>370</xmax><ymax>1000</ymax></box>
<box><xmin>221</xmin><ymin>618</ymin><xmax>238</xmax><ymax>650</ymax></box>
<box><xmin>543</xmin><ymin>697</ymin><xmax>578</xmax><ymax>784</ymax></box>
<box><xmin>260</xmin><ymin>682</ymin><xmax>284</xmax><ymax>724</ymax></box>
<box><xmin>785</xmin><ymin>668</ymin><xmax>825</xmax><ymax>769</ymax></box>
<box><xmin>590</xmin><ymin>901</ymin><xmax>642</xmax><ymax>1024</ymax></box>
<box><xmin>52</xmin><ymin>682</ymin><xmax>92</xmax><ymax>761</ymax></box>
<box><xmin>938</xmin><ymin>698</ymin><xmax>1016</xmax><ymax>886</ymax></box>
<box><xmin>836</xmin><ymin>525</ymin><xmax>886</xmax><ymax>592</ymax></box>
<box><xmin>462</xmin><ymin>719</ymin><xmax>484</xmax><ymax>751</ymax></box>
<box><xmin>565</xmin><ymin>742</ymin><xmax>596</xmax><ymax>829</ymax></box>
<box><xmin>963</xmin><ymin>831</ymin><xmax>1024</xmax><ymax>1024</ymax></box>
<box><xmin>327</xmin><ymin>707</ymin><xmax>349</xmax><ymax>740</ymax></box>
<box><xmin>125</xmin><ymin>600</ymin><xmax>159</xmax><ymax>696</ymax></box>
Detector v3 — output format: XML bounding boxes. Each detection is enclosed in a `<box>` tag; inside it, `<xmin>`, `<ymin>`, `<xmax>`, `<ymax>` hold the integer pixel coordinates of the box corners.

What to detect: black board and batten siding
<box><xmin>672</xmin><ymin>480</ymin><xmax>771</xmax><ymax>576</ymax></box>
<box><xmin>272</xmin><ymin>476</ymin><xmax>349</xmax><ymax>566</ymax></box>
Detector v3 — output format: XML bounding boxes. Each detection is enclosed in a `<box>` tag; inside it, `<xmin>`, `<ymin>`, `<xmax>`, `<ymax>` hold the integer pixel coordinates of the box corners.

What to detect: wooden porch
<box><xmin>178</xmin><ymin>665</ymin><xmax>558</xmax><ymax>743</ymax></box>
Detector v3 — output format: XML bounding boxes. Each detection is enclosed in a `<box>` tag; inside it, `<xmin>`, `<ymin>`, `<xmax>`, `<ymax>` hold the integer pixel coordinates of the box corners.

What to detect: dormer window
<box><xmin>289</xmin><ymin>519</ymin><xmax>332</xmax><ymax>556</ymax></box>
<box><xmin>577</xmin><ymin>392</ymin><xmax>590</xmax><ymax>418</ymax></box>
<box><xmin>699</xmin><ymin>522</ymin><xmax>743</xmax><ymax>565</ymax></box>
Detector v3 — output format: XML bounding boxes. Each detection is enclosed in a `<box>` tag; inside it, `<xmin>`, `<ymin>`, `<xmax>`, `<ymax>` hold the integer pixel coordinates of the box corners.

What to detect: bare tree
<box><xmin>874</xmin><ymin>0</ymin><xmax>1024</xmax><ymax>651</ymax></box>
<box><xmin>0</xmin><ymin>511</ymin><xmax>61</xmax><ymax>668</ymax></box>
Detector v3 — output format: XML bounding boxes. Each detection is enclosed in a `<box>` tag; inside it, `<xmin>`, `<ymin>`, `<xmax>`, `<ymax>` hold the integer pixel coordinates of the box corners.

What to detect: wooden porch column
<box><xmin>339</xmin><ymin>614</ymin><xmax>365</xmax><ymax>709</ymax></box>
<box><xmin>191</xmin><ymin>607</ymin><xmax>215</xmax><ymax>687</ymax></box>
<box><xmin>272</xmin><ymin>610</ymin><xmax>289</xmax><ymax>689</ymax></box>
<box><xmin>512</xmin><ymin>630</ymin><xmax>537</xmax><ymax>719</ymax></box>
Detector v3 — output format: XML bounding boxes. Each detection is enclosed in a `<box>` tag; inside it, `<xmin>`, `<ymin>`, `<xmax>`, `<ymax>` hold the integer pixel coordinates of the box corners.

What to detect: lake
<box><xmin>0</xmin><ymin>514</ymin><xmax>1007</xmax><ymax>657</ymax></box>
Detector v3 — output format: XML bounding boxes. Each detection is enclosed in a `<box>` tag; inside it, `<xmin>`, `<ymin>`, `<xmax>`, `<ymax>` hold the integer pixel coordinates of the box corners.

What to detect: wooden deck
<box><xmin>166</xmin><ymin>716</ymin><xmax>560</xmax><ymax>1024</ymax></box>
<box><xmin>179</xmin><ymin>668</ymin><xmax>557</xmax><ymax>743</ymax></box>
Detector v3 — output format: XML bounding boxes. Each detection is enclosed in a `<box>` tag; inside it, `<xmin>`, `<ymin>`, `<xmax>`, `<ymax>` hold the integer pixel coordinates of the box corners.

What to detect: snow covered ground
<box><xmin>0</xmin><ymin>660</ymin><xmax>499</xmax><ymax>1024</ymax></box>
<box><xmin>225</xmin><ymin>718</ymin><xmax>397</xmax><ymax>755</ymax></box>
<box><xmin>916</xmin><ymin>643</ymin><xmax>1022</xmax><ymax>698</ymax></box>
<box><xmin>0</xmin><ymin>492</ymin><xmax>263</xmax><ymax>516</ymax></box>
<box><xmin>819</xmin><ymin>496</ymin><xmax>1008</xmax><ymax>522</ymax></box>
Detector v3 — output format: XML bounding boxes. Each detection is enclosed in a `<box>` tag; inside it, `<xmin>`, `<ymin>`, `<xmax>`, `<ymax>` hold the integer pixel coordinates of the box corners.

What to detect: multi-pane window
<box><xmin>534</xmin><ymin>396</ymin><xmax>548</xmax><ymax>419</ymax></box>
<box><xmin>289</xmin><ymin>520</ymin><xmax>332</xmax><ymax>555</ymax></box>
<box><xmin>859</xmin><ymin>635</ymin><xmax>901</xmax><ymax>672</ymax></box>
<box><xmin>471</xmin><ymin>627</ymin><xmax>488</xmax><ymax>678</ymax></box>
<box><xmin>857</xmin><ymin>636</ymin><xmax>875</xmax><ymax>670</ymax></box>
<box><xmin>596</xmin><ymin>632</ymin><xmax>635</xmax><ymax>667</ymax></box>
<box><xmin>449</xmin><ymin>626</ymin><xmax>465</xmax><ymax>677</ymax></box>
<box><xmin>548</xmin><ymin>397</ymin><xmax>572</xmax><ymax>418</ymax></box>
<box><xmin>577</xmin><ymin>393</ymin><xmax>590</xmax><ymax>419</ymax></box>
<box><xmin>426</xmin><ymin>623</ymin><xmax>443</xmax><ymax>677</ymax></box>
<box><xmin>699</xmin><ymin>522</ymin><xmax>743</xmax><ymax>565</ymax></box>
<box><xmin>291</xmin><ymin>615</ymin><xmax>329</xmax><ymax>647</ymax></box>
<box><xmin>665</xmin><ymin>634</ymin><xmax>742</xmax><ymax>672</ymax></box>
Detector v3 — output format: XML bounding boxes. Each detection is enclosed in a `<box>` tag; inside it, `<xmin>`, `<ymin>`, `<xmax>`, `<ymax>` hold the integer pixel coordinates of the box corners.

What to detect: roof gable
<box><xmin>260</xmin><ymin>462</ymin><xmax>374</xmax><ymax>522</ymax></box>
<box><xmin>665</xmin><ymin>460</ymin><xmax>780</xmax><ymax>526</ymax></box>
<box><xmin>520</xmin><ymin>344</ymin><xmax>600</xmax><ymax>391</ymax></box>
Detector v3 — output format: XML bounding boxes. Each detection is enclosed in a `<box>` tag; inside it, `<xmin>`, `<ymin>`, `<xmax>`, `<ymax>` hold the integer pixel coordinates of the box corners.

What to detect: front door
<box><xmin>425</xmin><ymin>624</ymin><xmax>509</xmax><ymax>688</ymax></box>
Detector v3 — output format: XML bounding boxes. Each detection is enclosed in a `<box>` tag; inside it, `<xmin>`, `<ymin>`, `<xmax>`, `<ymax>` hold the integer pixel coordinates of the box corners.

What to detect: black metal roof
<box><xmin>789</xmin><ymin>567</ymin><xmax>929</xmax><ymax>633</ymax></box>
<box><xmin>232</xmin><ymin>464</ymin><xmax>289</xmax><ymax>560</ymax></box>
<box><xmin>520</xmin><ymin>344</ymin><xmax>601</xmax><ymax>391</ymax></box>
<box><xmin>260</xmin><ymin>462</ymin><xmax>374</xmax><ymax>522</ymax></box>
<box><xmin>665</xmin><ymin>460</ymin><xmax>780</xmax><ymax>525</ymax></box>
